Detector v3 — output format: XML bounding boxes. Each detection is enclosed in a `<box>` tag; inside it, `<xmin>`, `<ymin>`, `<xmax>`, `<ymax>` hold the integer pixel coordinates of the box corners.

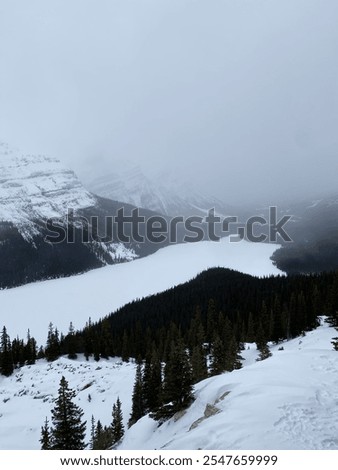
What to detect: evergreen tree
<box><xmin>155</xmin><ymin>338</ymin><xmax>193</xmax><ymax>421</ymax></box>
<box><xmin>90</xmin><ymin>415</ymin><xmax>96</xmax><ymax>450</ymax></box>
<box><xmin>45</xmin><ymin>323</ymin><xmax>60</xmax><ymax>362</ymax></box>
<box><xmin>67</xmin><ymin>322</ymin><xmax>77</xmax><ymax>360</ymax></box>
<box><xmin>94</xmin><ymin>422</ymin><xmax>113</xmax><ymax>450</ymax></box>
<box><xmin>255</xmin><ymin>323</ymin><xmax>272</xmax><ymax>361</ymax></box>
<box><xmin>93</xmin><ymin>334</ymin><xmax>101</xmax><ymax>362</ymax></box>
<box><xmin>0</xmin><ymin>326</ymin><xmax>14</xmax><ymax>376</ymax></box>
<box><xmin>100</xmin><ymin>319</ymin><xmax>112</xmax><ymax>359</ymax></box>
<box><xmin>111</xmin><ymin>397</ymin><xmax>124</xmax><ymax>444</ymax></box>
<box><xmin>25</xmin><ymin>329</ymin><xmax>37</xmax><ymax>365</ymax></box>
<box><xmin>128</xmin><ymin>363</ymin><xmax>145</xmax><ymax>427</ymax></box>
<box><xmin>84</xmin><ymin>318</ymin><xmax>93</xmax><ymax>361</ymax></box>
<box><xmin>49</xmin><ymin>376</ymin><xmax>86</xmax><ymax>449</ymax></box>
<box><xmin>40</xmin><ymin>418</ymin><xmax>51</xmax><ymax>450</ymax></box>
<box><xmin>11</xmin><ymin>337</ymin><xmax>25</xmax><ymax>369</ymax></box>
<box><xmin>224</xmin><ymin>335</ymin><xmax>242</xmax><ymax>371</ymax></box>
<box><xmin>210</xmin><ymin>335</ymin><xmax>225</xmax><ymax>376</ymax></box>
<box><xmin>143</xmin><ymin>348</ymin><xmax>162</xmax><ymax>413</ymax></box>
<box><xmin>222</xmin><ymin>317</ymin><xmax>242</xmax><ymax>372</ymax></box>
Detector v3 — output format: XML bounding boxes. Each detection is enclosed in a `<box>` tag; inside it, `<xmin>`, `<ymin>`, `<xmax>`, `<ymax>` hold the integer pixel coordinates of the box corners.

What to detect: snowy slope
<box><xmin>0</xmin><ymin>356</ymin><xmax>136</xmax><ymax>450</ymax></box>
<box><xmin>0</xmin><ymin>319</ymin><xmax>337</xmax><ymax>450</ymax></box>
<box><xmin>0</xmin><ymin>142</ymin><xmax>96</xmax><ymax>236</ymax></box>
<box><xmin>119</xmin><ymin>318</ymin><xmax>338</xmax><ymax>450</ymax></box>
<box><xmin>0</xmin><ymin>238</ymin><xmax>281</xmax><ymax>344</ymax></box>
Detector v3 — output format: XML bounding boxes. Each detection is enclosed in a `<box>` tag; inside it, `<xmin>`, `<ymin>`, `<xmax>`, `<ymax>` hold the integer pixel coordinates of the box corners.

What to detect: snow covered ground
<box><xmin>0</xmin><ymin>356</ymin><xmax>135</xmax><ymax>450</ymax></box>
<box><xmin>120</xmin><ymin>318</ymin><xmax>338</xmax><ymax>451</ymax></box>
<box><xmin>0</xmin><ymin>238</ymin><xmax>281</xmax><ymax>344</ymax></box>
<box><xmin>0</xmin><ymin>318</ymin><xmax>337</xmax><ymax>450</ymax></box>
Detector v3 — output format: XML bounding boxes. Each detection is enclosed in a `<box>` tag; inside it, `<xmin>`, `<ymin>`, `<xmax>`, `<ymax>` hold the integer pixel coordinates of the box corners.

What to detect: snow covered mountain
<box><xmin>84</xmin><ymin>161</ymin><xmax>232</xmax><ymax>217</ymax></box>
<box><xmin>0</xmin><ymin>141</ymin><xmax>96</xmax><ymax>238</ymax></box>
<box><xmin>1</xmin><ymin>318</ymin><xmax>337</xmax><ymax>450</ymax></box>
<box><xmin>0</xmin><ymin>143</ymin><xmax>169</xmax><ymax>288</ymax></box>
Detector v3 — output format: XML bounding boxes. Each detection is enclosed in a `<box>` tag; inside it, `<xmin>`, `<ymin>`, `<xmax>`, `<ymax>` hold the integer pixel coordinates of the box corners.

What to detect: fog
<box><xmin>0</xmin><ymin>0</ymin><xmax>337</xmax><ymax>204</ymax></box>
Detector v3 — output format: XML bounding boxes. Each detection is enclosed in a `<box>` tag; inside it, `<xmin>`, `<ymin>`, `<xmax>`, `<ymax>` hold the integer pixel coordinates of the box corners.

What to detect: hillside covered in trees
<box><xmin>68</xmin><ymin>267</ymin><xmax>337</xmax><ymax>362</ymax></box>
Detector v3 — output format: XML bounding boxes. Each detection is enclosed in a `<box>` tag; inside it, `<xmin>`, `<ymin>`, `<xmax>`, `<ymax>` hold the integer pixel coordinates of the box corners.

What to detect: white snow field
<box><xmin>0</xmin><ymin>238</ymin><xmax>281</xmax><ymax>343</ymax></box>
<box><xmin>0</xmin><ymin>318</ymin><xmax>337</xmax><ymax>450</ymax></box>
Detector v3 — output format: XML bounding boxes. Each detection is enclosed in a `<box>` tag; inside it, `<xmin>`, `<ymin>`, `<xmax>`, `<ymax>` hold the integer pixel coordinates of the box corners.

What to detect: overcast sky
<box><xmin>0</xmin><ymin>0</ymin><xmax>338</xmax><ymax>204</ymax></box>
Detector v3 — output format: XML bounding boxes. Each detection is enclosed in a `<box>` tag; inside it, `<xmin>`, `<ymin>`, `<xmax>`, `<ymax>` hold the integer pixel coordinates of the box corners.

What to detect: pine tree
<box><xmin>45</xmin><ymin>323</ymin><xmax>60</xmax><ymax>362</ymax></box>
<box><xmin>143</xmin><ymin>348</ymin><xmax>162</xmax><ymax>413</ymax></box>
<box><xmin>93</xmin><ymin>334</ymin><xmax>101</xmax><ymax>362</ymax></box>
<box><xmin>67</xmin><ymin>322</ymin><xmax>77</xmax><ymax>360</ymax></box>
<box><xmin>25</xmin><ymin>329</ymin><xmax>37</xmax><ymax>365</ymax></box>
<box><xmin>224</xmin><ymin>335</ymin><xmax>242</xmax><ymax>372</ymax></box>
<box><xmin>11</xmin><ymin>337</ymin><xmax>25</xmax><ymax>369</ymax></box>
<box><xmin>0</xmin><ymin>326</ymin><xmax>14</xmax><ymax>376</ymax></box>
<box><xmin>100</xmin><ymin>319</ymin><xmax>113</xmax><ymax>359</ymax></box>
<box><xmin>49</xmin><ymin>376</ymin><xmax>87</xmax><ymax>449</ymax></box>
<box><xmin>256</xmin><ymin>323</ymin><xmax>272</xmax><ymax>361</ymax></box>
<box><xmin>92</xmin><ymin>420</ymin><xmax>113</xmax><ymax>450</ymax></box>
<box><xmin>84</xmin><ymin>318</ymin><xmax>93</xmax><ymax>361</ymax></box>
<box><xmin>90</xmin><ymin>415</ymin><xmax>96</xmax><ymax>450</ymax></box>
<box><xmin>209</xmin><ymin>335</ymin><xmax>225</xmax><ymax>376</ymax></box>
<box><xmin>40</xmin><ymin>418</ymin><xmax>51</xmax><ymax>450</ymax></box>
<box><xmin>111</xmin><ymin>397</ymin><xmax>124</xmax><ymax>444</ymax></box>
<box><xmin>155</xmin><ymin>338</ymin><xmax>193</xmax><ymax>421</ymax></box>
<box><xmin>128</xmin><ymin>363</ymin><xmax>145</xmax><ymax>427</ymax></box>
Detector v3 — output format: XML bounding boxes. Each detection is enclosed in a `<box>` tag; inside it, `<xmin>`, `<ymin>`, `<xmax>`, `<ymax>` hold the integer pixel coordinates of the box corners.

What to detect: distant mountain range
<box><xmin>2</xmin><ymin>140</ymin><xmax>338</xmax><ymax>287</ymax></box>
<box><xmin>83</xmin><ymin>161</ymin><xmax>234</xmax><ymax>217</ymax></box>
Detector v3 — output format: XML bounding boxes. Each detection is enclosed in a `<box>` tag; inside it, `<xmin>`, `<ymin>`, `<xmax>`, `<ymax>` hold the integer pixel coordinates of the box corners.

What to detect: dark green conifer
<box><xmin>50</xmin><ymin>376</ymin><xmax>86</xmax><ymax>449</ymax></box>
<box><xmin>155</xmin><ymin>338</ymin><xmax>193</xmax><ymax>421</ymax></box>
<box><xmin>256</xmin><ymin>323</ymin><xmax>272</xmax><ymax>361</ymax></box>
<box><xmin>67</xmin><ymin>322</ymin><xmax>77</xmax><ymax>360</ymax></box>
<box><xmin>128</xmin><ymin>363</ymin><xmax>145</xmax><ymax>427</ymax></box>
<box><xmin>40</xmin><ymin>418</ymin><xmax>51</xmax><ymax>450</ymax></box>
<box><xmin>111</xmin><ymin>397</ymin><xmax>124</xmax><ymax>444</ymax></box>
<box><xmin>0</xmin><ymin>326</ymin><xmax>14</xmax><ymax>376</ymax></box>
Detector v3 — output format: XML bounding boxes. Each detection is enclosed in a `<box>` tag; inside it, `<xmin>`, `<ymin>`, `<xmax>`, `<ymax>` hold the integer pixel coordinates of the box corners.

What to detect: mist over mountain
<box><xmin>83</xmin><ymin>160</ymin><xmax>235</xmax><ymax>217</ymax></box>
<box><xmin>1</xmin><ymin>0</ymin><xmax>338</xmax><ymax>206</ymax></box>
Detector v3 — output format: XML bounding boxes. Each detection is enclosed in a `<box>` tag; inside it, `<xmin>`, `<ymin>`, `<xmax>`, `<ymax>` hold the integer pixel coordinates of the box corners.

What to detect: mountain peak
<box><xmin>0</xmin><ymin>142</ymin><xmax>96</xmax><ymax>235</ymax></box>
